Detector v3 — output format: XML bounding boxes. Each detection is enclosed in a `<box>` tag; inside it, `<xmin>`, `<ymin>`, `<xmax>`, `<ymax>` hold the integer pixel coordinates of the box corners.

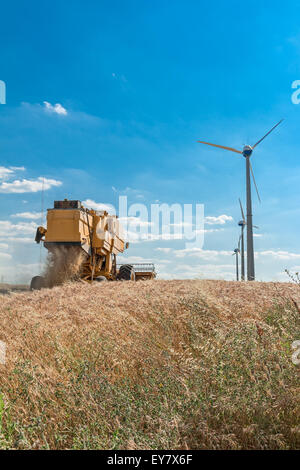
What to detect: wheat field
<box><xmin>0</xmin><ymin>279</ymin><xmax>299</xmax><ymax>449</ymax></box>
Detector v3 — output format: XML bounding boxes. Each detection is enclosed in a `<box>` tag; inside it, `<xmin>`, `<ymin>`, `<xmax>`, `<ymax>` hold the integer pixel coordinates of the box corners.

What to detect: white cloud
<box><xmin>0</xmin><ymin>167</ymin><xmax>14</xmax><ymax>180</ymax></box>
<box><xmin>173</xmin><ymin>247</ymin><xmax>232</xmax><ymax>260</ymax></box>
<box><xmin>169</xmin><ymin>221</ymin><xmax>193</xmax><ymax>228</ymax></box>
<box><xmin>124</xmin><ymin>227</ymin><xmax>223</xmax><ymax>244</ymax></box>
<box><xmin>258</xmin><ymin>250</ymin><xmax>300</xmax><ymax>260</ymax></box>
<box><xmin>0</xmin><ymin>177</ymin><xmax>62</xmax><ymax>193</ymax></box>
<box><xmin>155</xmin><ymin>247</ymin><xmax>172</xmax><ymax>253</ymax></box>
<box><xmin>0</xmin><ymin>166</ymin><xmax>25</xmax><ymax>180</ymax></box>
<box><xmin>156</xmin><ymin>261</ymin><xmax>236</xmax><ymax>280</ymax></box>
<box><xmin>10</xmin><ymin>166</ymin><xmax>25</xmax><ymax>171</ymax></box>
<box><xmin>155</xmin><ymin>260</ymin><xmax>171</xmax><ymax>266</ymax></box>
<box><xmin>0</xmin><ymin>253</ymin><xmax>12</xmax><ymax>260</ymax></box>
<box><xmin>0</xmin><ymin>262</ymin><xmax>41</xmax><ymax>284</ymax></box>
<box><xmin>82</xmin><ymin>199</ymin><xmax>116</xmax><ymax>214</ymax></box>
<box><xmin>11</xmin><ymin>212</ymin><xmax>41</xmax><ymax>220</ymax></box>
<box><xmin>126</xmin><ymin>231</ymin><xmax>185</xmax><ymax>243</ymax></box>
<box><xmin>165</xmin><ymin>220</ymin><xmax>224</xmax><ymax>234</ymax></box>
<box><xmin>43</xmin><ymin>101</ymin><xmax>68</xmax><ymax>115</ymax></box>
<box><xmin>119</xmin><ymin>216</ymin><xmax>153</xmax><ymax>227</ymax></box>
<box><xmin>0</xmin><ymin>166</ymin><xmax>61</xmax><ymax>195</ymax></box>
<box><xmin>1</xmin><ymin>237</ymin><xmax>33</xmax><ymax>244</ymax></box>
<box><xmin>0</xmin><ymin>221</ymin><xmax>37</xmax><ymax>237</ymax></box>
<box><xmin>172</xmin><ymin>263</ymin><xmax>235</xmax><ymax>279</ymax></box>
<box><xmin>205</xmin><ymin>214</ymin><xmax>233</xmax><ymax>225</ymax></box>
<box><xmin>123</xmin><ymin>222</ymin><xmax>223</xmax><ymax>244</ymax></box>
<box><xmin>196</xmin><ymin>228</ymin><xmax>224</xmax><ymax>234</ymax></box>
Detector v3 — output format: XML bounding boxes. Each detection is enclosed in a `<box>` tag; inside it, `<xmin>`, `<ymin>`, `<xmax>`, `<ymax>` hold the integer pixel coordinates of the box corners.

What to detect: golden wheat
<box><xmin>0</xmin><ymin>279</ymin><xmax>299</xmax><ymax>449</ymax></box>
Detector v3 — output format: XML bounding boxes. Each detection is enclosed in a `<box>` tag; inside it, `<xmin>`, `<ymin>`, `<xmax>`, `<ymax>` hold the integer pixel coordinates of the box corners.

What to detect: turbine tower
<box><xmin>238</xmin><ymin>198</ymin><xmax>246</xmax><ymax>281</ymax></box>
<box><xmin>238</xmin><ymin>198</ymin><xmax>259</xmax><ymax>281</ymax></box>
<box><xmin>233</xmin><ymin>246</ymin><xmax>240</xmax><ymax>281</ymax></box>
<box><xmin>197</xmin><ymin>120</ymin><xmax>283</xmax><ymax>281</ymax></box>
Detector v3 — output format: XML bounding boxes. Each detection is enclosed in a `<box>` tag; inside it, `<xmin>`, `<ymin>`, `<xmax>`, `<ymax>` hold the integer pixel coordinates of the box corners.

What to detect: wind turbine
<box><xmin>232</xmin><ymin>245</ymin><xmax>240</xmax><ymax>281</ymax></box>
<box><xmin>198</xmin><ymin>120</ymin><xmax>283</xmax><ymax>281</ymax></box>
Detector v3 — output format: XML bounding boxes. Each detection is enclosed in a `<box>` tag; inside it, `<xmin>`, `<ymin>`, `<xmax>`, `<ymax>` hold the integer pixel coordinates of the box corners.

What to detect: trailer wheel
<box><xmin>95</xmin><ymin>276</ymin><xmax>107</xmax><ymax>282</ymax></box>
<box><xmin>30</xmin><ymin>276</ymin><xmax>46</xmax><ymax>291</ymax></box>
<box><xmin>118</xmin><ymin>264</ymin><xmax>136</xmax><ymax>281</ymax></box>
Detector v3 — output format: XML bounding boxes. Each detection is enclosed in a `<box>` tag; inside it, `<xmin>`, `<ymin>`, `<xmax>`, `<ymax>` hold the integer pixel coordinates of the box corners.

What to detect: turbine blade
<box><xmin>253</xmin><ymin>225</ymin><xmax>259</xmax><ymax>229</ymax></box>
<box><xmin>252</xmin><ymin>119</ymin><xmax>284</xmax><ymax>149</ymax></box>
<box><xmin>197</xmin><ymin>141</ymin><xmax>242</xmax><ymax>155</ymax></box>
<box><xmin>250</xmin><ymin>162</ymin><xmax>261</xmax><ymax>203</ymax></box>
<box><xmin>239</xmin><ymin>198</ymin><xmax>246</xmax><ymax>222</ymax></box>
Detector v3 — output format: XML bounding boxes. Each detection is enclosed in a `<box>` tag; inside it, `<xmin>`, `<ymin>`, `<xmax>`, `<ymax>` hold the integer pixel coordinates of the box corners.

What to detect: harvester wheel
<box><xmin>118</xmin><ymin>264</ymin><xmax>136</xmax><ymax>281</ymax></box>
<box><xmin>95</xmin><ymin>276</ymin><xmax>107</xmax><ymax>282</ymax></box>
<box><xmin>30</xmin><ymin>276</ymin><xmax>46</xmax><ymax>291</ymax></box>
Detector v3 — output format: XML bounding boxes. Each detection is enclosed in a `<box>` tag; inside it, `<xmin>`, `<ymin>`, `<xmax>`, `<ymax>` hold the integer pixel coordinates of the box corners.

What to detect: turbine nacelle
<box><xmin>242</xmin><ymin>145</ymin><xmax>253</xmax><ymax>157</ymax></box>
<box><xmin>238</xmin><ymin>219</ymin><xmax>246</xmax><ymax>227</ymax></box>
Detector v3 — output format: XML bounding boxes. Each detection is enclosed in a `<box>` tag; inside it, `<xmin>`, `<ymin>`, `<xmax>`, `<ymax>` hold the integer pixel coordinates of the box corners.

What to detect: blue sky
<box><xmin>1</xmin><ymin>0</ymin><xmax>300</xmax><ymax>282</ymax></box>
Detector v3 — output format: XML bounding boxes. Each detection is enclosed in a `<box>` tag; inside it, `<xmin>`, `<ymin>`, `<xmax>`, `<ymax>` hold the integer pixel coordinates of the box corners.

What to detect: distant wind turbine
<box><xmin>198</xmin><ymin>119</ymin><xmax>283</xmax><ymax>281</ymax></box>
<box><xmin>232</xmin><ymin>246</ymin><xmax>240</xmax><ymax>281</ymax></box>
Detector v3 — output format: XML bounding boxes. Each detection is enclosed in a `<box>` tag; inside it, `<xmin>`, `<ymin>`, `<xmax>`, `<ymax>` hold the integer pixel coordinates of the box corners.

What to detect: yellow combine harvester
<box><xmin>31</xmin><ymin>199</ymin><xmax>156</xmax><ymax>289</ymax></box>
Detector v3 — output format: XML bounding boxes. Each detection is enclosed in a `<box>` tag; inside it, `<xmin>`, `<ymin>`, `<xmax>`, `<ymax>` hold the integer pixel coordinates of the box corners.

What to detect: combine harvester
<box><xmin>31</xmin><ymin>199</ymin><xmax>156</xmax><ymax>289</ymax></box>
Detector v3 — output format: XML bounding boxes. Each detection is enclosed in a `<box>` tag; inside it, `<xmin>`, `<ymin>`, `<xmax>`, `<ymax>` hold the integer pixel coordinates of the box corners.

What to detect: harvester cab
<box><xmin>31</xmin><ymin>199</ymin><xmax>156</xmax><ymax>289</ymax></box>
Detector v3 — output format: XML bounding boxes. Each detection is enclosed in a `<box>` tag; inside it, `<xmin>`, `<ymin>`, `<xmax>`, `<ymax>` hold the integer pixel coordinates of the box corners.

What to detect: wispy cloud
<box><xmin>258</xmin><ymin>250</ymin><xmax>300</xmax><ymax>260</ymax></box>
<box><xmin>119</xmin><ymin>216</ymin><xmax>153</xmax><ymax>227</ymax></box>
<box><xmin>155</xmin><ymin>247</ymin><xmax>172</xmax><ymax>253</ymax></box>
<box><xmin>43</xmin><ymin>101</ymin><xmax>68</xmax><ymax>115</ymax></box>
<box><xmin>0</xmin><ymin>167</ymin><xmax>14</xmax><ymax>180</ymax></box>
<box><xmin>10</xmin><ymin>212</ymin><xmax>41</xmax><ymax>220</ymax></box>
<box><xmin>111</xmin><ymin>186</ymin><xmax>146</xmax><ymax>200</ymax></box>
<box><xmin>82</xmin><ymin>199</ymin><xmax>115</xmax><ymax>213</ymax></box>
<box><xmin>205</xmin><ymin>214</ymin><xmax>233</xmax><ymax>225</ymax></box>
<box><xmin>0</xmin><ymin>237</ymin><xmax>32</xmax><ymax>244</ymax></box>
<box><xmin>173</xmin><ymin>247</ymin><xmax>232</xmax><ymax>260</ymax></box>
<box><xmin>0</xmin><ymin>253</ymin><xmax>12</xmax><ymax>260</ymax></box>
<box><xmin>0</xmin><ymin>166</ymin><xmax>25</xmax><ymax>180</ymax></box>
<box><xmin>112</xmin><ymin>73</ymin><xmax>128</xmax><ymax>83</ymax></box>
<box><xmin>10</xmin><ymin>166</ymin><xmax>26</xmax><ymax>171</ymax></box>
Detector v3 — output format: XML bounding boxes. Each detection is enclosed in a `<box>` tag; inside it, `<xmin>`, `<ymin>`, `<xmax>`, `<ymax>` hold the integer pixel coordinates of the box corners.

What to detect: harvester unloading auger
<box><xmin>30</xmin><ymin>199</ymin><xmax>156</xmax><ymax>290</ymax></box>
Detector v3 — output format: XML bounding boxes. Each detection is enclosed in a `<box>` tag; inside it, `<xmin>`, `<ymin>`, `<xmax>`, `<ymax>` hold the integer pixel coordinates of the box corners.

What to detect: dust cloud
<box><xmin>43</xmin><ymin>246</ymin><xmax>86</xmax><ymax>287</ymax></box>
